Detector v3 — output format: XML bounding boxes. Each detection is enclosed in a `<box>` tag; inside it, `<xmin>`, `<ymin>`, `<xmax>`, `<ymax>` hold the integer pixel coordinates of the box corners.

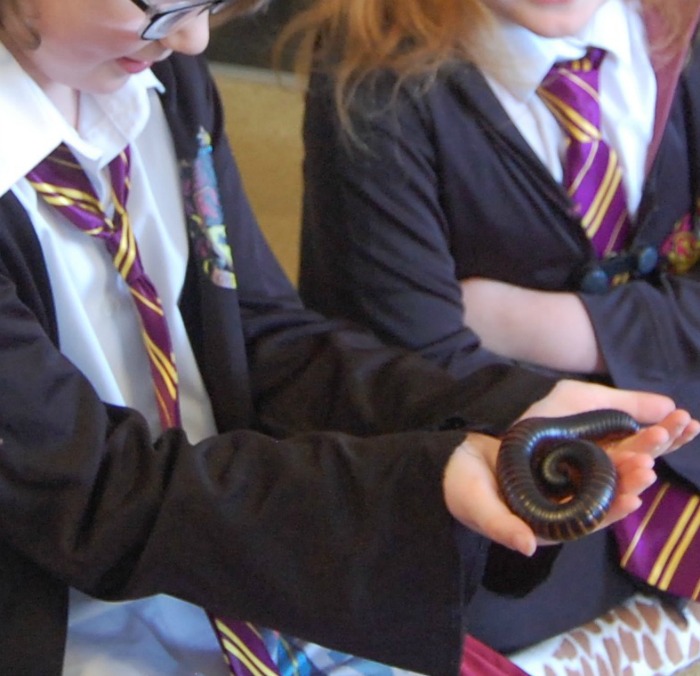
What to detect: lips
<box><xmin>527</xmin><ymin>0</ymin><xmax>578</xmax><ymax>5</ymax></box>
<box><xmin>116</xmin><ymin>57</ymin><xmax>153</xmax><ymax>74</ymax></box>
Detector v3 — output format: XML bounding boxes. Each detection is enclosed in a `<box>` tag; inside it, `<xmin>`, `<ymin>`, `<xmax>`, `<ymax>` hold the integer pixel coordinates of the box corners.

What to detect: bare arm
<box><xmin>461</xmin><ymin>277</ymin><xmax>606</xmax><ymax>373</ymax></box>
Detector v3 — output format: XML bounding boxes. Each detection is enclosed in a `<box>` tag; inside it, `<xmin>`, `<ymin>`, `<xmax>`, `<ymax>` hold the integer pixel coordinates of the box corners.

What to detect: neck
<box><xmin>42</xmin><ymin>83</ymin><xmax>81</xmax><ymax>128</ymax></box>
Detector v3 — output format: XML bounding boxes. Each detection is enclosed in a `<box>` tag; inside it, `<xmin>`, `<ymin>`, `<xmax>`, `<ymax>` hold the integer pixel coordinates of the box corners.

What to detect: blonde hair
<box><xmin>277</xmin><ymin>0</ymin><xmax>684</xmax><ymax>129</ymax></box>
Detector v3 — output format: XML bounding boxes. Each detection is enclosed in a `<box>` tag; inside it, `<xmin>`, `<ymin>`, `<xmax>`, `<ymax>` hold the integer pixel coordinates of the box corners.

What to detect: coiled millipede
<box><xmin>496</xmin><ymin>409</ymin><xmax>640</xmax><ymax>541</ymax></box>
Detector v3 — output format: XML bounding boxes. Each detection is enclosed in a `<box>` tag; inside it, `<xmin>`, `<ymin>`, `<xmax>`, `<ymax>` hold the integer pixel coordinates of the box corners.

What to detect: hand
<box><xmin>520</xmin><ymin>379</ymin><xmax>683</xmax><ymax>428</ymax></box>
<box><xmin>443</xmin><ymin>409</ymin><xmax>699</xmax><ymax>557</ymax></box>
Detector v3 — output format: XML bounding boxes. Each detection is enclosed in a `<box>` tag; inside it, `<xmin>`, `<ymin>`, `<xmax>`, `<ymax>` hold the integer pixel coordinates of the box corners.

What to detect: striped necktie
<box><xmin>614</xmin><ymin>477</ymin><xmax>700</xmax><ymax>600</ymax></box>
<box><xmin>28</xmin><ymin>143</ymin><xmax>181</xmax><ymax>428</ymax></box>
<box><xmin>27</xmin><ymin>144</ymin><xmax>281</xmax><ymax>676</ymax></box>
<box><xmin>539</xmin><ymin>53</ymin><xmax>700</xmax><ymax>599</ymax></box>
<box><xmin>537</xmin><ymin>48</ymin><xmax>631</xmax><ymax>257</ymax></box>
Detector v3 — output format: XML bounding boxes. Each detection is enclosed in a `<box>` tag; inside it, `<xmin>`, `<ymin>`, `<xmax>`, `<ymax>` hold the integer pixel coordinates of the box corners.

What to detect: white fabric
<box><xmin>0</xmin><ymin>43</ymin><xmax>226</xmax><ymax>675</ymax></box>
<box><xmin>63</xmin><ymin>591</ymin><xmax>230</xmax><ymax>676</ymax></box>
<box><xmin>474</xmin><ymin>0</ymin><xmax>655</xmax><ymax>218</ymax></box>
<box><xmin>509</xmin><ymin>593</ymin><xmax>700</xmax><ymax>676</ymax></box>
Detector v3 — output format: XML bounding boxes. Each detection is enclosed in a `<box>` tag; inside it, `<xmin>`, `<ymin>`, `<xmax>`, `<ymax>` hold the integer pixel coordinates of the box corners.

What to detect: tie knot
<box><xmin>540</xmin><ymin>47</ymin><xmax>606</xmax><ymax>96</ymax></box>
<box><xmin>565</xmin><ymin>47</ymin><xmax>606</xmax><ymax>74</ymax></box>
<box><xmin>538</xmin><ymin>47</ymin><xmax>607</xmax><ymax>141</ymax></box>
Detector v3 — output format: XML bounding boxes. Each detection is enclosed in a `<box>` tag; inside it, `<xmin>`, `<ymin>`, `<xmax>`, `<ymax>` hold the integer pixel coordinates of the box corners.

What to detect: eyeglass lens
<box><xmin>142</xmin><ymin>0</ymin><xmax>229</xmax><ymax>39</ymax></box>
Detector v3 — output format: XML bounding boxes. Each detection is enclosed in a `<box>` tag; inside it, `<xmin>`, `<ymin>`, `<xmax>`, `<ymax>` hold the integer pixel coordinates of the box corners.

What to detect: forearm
<box><xmin>461</xmin><ymin>279</ymin><xmax>606</xmax><ymax>373</ymax></box>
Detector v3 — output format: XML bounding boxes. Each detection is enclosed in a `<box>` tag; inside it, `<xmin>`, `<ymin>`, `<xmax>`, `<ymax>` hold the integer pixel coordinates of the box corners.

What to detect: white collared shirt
<box><xmin>473</xmin><ymin>0</ymin><xmax>655</xmax><ymax>217</ymax></box>
<box><xmin>0</xmin><ymin>43</ymin><xmax>228</xmax><ymax>676</ymax></box>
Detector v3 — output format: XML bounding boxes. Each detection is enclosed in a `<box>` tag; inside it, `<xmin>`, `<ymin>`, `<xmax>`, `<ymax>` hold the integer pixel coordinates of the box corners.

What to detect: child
<box><xmin>0</xmin><ymin>0</ymin><xmax>693</xmax><ymax>674</ymax></box>
<box><xmin>293</xmin><ymin>0</ymin><xmax>700</xmax><ymax>657</ymax></box>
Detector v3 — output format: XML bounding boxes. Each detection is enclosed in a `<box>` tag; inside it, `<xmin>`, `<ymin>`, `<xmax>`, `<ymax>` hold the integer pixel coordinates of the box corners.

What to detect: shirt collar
<box><xmin>0</xmin><ymin>41</ymin><xmax>165</xmax><ymax>195</ymax></box>
<box><xmin>476</xmin><ymin>0</ymin><xmax>638</xmax><ymax>102</ymax></box>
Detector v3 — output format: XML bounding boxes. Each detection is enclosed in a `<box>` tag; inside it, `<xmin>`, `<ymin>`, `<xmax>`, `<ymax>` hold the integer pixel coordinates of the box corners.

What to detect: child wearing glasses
<box><xmin>292</xmin><ymin>0</ymin><xmax>700</xmax><ymax>661</ymax></box>
<box><xmin>0</xmin><ymin>0</ymin><xmax>695</xmax><ymax>674</ymax></box>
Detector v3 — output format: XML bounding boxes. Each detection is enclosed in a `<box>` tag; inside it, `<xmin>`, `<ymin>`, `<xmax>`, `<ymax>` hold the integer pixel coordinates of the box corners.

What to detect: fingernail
<box><xmin>514</xmin><ymin>534</ymin><xmax>535</xmax><ymax>557</ymax></box>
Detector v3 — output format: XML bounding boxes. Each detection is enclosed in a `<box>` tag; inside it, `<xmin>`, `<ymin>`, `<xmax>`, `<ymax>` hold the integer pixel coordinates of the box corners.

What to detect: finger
<box><xmin>614</xmin><ymin>455</ymin><xmax>656</xmax><ymax>496</ymax></box>
<box><xmin>606</xmin><ymin>425</ymin><xmax>670</xmax><ymax>459</ymax></box>
<box><xmin>607</xmin><ymin>411</ymin><xmax>700</xmax><ymax>463</ymax></box>
<box><xmin>667</xmin><ymin>417</ymin><xmax>700</xmax><ymax>451</ymax></box>
<box><xmin>641</xmin><ymin>410</ymin><xmax>700</xmax><ymax>454</ymax></box>
<box><xmin>599</xmin><ymin>493</ymin><xmax>643</xmax><ymax>528</ymax></box>
<box><xmin>475</xmin><ymin>511</ymin><xmax>537</xmax><ymax>557</ymax></box>
<box><xmin>657</xmin><ymin>409</ymin><xmax>692</xmax><ymax>439</ymax></box>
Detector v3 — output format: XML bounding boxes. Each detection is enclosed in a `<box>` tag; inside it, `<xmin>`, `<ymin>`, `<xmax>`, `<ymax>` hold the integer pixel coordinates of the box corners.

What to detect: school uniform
<box><xmin>299</xmin><ymin>0</ymin><xmax>700</xmax><ymax>652</ymax></box>
<box><xmin>0</xmin><ymin>49</ymin><xmax>558</xmax><ymax>676</ymax></box>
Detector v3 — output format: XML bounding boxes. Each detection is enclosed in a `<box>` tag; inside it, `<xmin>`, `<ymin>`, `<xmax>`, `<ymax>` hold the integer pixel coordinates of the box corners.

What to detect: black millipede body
<box><xmin>496</xmin><ymin>409</ymin><xmax>640</xmax><ymax>541</ymax></box>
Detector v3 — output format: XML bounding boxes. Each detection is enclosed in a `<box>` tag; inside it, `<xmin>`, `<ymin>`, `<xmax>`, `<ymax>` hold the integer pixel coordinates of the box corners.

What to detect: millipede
<box><xmin>496</xmin><ymin>409</ymin><xmax>640</xmax><ymax>541</ymax></box>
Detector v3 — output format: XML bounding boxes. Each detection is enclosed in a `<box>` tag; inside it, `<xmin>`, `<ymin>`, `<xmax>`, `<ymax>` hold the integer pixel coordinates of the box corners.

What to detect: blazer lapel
<box><xmin>444</xmin><ymin>63</ymin><xmax>585</xmax><ymax>246</ymax></box>
<box><xmin>643</xmin><ymin>4</ymin><xmax>700</xmax><ymax>174</ymax></box>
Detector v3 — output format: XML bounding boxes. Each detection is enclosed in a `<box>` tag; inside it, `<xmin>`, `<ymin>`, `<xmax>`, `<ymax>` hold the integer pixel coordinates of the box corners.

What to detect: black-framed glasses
<box><xmin>129</xmin><ymin>0</ymin><xmax>235</xmax><ymax>40</ymax></box>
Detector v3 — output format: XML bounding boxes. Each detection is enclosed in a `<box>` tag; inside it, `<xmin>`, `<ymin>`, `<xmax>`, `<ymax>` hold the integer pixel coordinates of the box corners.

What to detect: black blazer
<box><xmin>0</xmin><ymin>54</ymin><xmax>555</xmax><ymax>675</ymax></box>
<box><xmin>299</xmin><ymin>8</ymin><xmax>700</xmax><ymax>488</ymax></box>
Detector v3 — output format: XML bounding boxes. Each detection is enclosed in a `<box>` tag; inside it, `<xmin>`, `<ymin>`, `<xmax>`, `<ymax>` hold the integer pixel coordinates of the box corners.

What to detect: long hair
<box><xmin>278</xmin><ymin>0</ymin><xmax>490</xmax><ymax>83</ymax></box>
<box><xmin>277</xmin><ymin>0</ymin><xmax>686</xmax><ymax>131</ymax></box>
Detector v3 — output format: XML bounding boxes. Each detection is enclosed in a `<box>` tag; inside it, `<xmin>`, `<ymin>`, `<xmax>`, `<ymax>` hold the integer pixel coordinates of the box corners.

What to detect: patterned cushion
<box><xmin>508</xmin><ymin>593</ymin><xmax>700</xmax><ymax>676</ymax></box>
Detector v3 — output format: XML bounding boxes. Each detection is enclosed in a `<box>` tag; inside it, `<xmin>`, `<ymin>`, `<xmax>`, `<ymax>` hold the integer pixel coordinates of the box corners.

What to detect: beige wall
<box><xmin>212</xmin><ymin>64</ymin><xmax>305</xmax><ymax>283</ymax></box>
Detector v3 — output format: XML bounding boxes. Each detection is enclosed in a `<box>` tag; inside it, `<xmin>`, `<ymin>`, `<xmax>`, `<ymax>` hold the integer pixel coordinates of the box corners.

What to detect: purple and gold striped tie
<box><xmin>538</xmin><ymin>48</ymin><xmax>631</xmax><ymax>257</ymax></box>
<box><xmin>27</xmin><ymin>144</ymin><xmax>181</xmax><ymax>429</ymax></box>
<box><xmin>539</xmin><ymin>52</ymin><xmax>700</xmax><ymax>599</ymax></box>
<box><xmin>27</xmin><ymin>144</ymin><xmax>280</xmax><ymax>676</ymax></box>
<box><xmin>615</xmin><ymin>478</ymin><xmax>700</xmax><ymax>599</ymax></box>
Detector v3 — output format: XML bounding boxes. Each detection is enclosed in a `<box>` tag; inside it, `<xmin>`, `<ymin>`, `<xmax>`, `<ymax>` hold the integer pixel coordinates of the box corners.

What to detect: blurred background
<box><xmin>207</xmin><ymin>1</ymin><xmax>302</xmax><ymax>70</ymax></box>
<box><xmin>206</xmin><ymin>3</ymin><xmax>307</xmax><ymax>282</ymax></box>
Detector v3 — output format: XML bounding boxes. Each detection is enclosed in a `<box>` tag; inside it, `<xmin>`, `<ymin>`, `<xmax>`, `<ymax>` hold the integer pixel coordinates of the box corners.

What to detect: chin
<box><xmin>521</xmin><ymin>13</ymin><xmax>598</xmax><ymax>37</ymax></box>
<box><xmin>512</xmin><ymin>0</ymin><xmax>603</xmax><ymax>37</ymax></box>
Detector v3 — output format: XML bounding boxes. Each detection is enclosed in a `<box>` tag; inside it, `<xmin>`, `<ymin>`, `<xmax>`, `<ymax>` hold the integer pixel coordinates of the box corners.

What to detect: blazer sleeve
<box><xmin>578</xmin><ymin>270</ymin><xmax>700</xmax><ymax>486</ymax></box>
<box><xmin>298</xmin><ymin>70</ymin><xmax>515</xmax><ymax>382</ymax></box>
<box><xmin>0</xmin><ymin>253</ymin><xmax>477</xmax><ymax>675</ymax></box>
